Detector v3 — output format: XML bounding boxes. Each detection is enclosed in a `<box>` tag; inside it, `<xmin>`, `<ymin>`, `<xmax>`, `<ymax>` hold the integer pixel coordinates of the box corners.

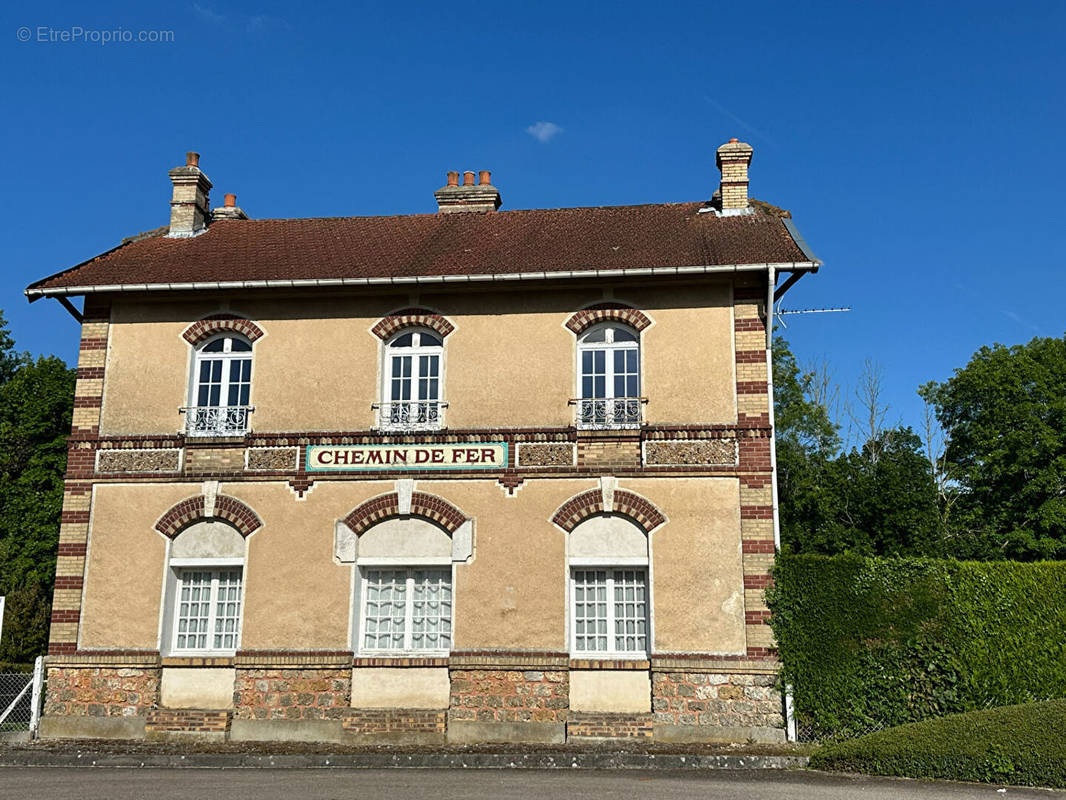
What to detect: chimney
<box><xmin>716</xmin><ymin>138</ymin><xmax>754</xmax><ymax>213</ymax></box>
<box><xmin>167</xmin><ymin>151</ymin><xmax>213</xmax><ymax>237</ymax></box>
<box><xmin>211</xmin><ymin>192</ymin><xmax>250</xmax><ymax>221</ymax></box>
<box><xmin>434</xmin><ymin>169</ymin><xmax>501</xmax><ymax>213</ymax></box>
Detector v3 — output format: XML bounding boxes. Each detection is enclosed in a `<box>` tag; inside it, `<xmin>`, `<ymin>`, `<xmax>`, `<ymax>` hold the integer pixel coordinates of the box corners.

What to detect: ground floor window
<box><xmin>571</xmin><ymin>568</ymin><xmax>648</xmax><ymax>655</ymax></box>
<box><xmin>172</xmin><ymin>567</ymin><xmax>243</xmax><ymax>652</ymax></box>
<box><xmin>361</xmin><ymin>568</ymin><xmax>452</xmax><ymax>653</ymax></box>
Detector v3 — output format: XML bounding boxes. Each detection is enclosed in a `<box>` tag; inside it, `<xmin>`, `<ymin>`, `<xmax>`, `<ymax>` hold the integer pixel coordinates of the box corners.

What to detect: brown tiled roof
<box><xmin>26</xmin><ymin>202</ymin><xmax>815</xmax><ymax>295</ymax></box>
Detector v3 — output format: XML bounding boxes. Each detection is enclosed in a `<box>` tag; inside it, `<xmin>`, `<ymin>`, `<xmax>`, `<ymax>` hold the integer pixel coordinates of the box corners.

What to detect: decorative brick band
<box><xmin>567</xmin><ymin>712</ymin><xmax>653</xmax><ymax>739</ymax></box>
<box><xmin>371</xmin><ymin>308</ymin><xmax>455</xmax><ymax>340</ymax></box>
<box><xmin>342</xmin><ymin>491</ymin><xmax>468</xmax><ymax>536</ymax></box>
<box><xmin>182</xmin><ymin>314</ymin><xmax>265</xmax><ymax>346</ymax></box>
<box><xmin>552</xmin><ymin>489</ymin><xmax>666</xmax><ymax>533</ymax></box>
<box><xmin>565</xmin><ymin>303</ymin><xmax>651</xmax><ymax>335</ymax></box>
<box><xmin>343</xmin><ymin>709</ymin><xmax>446</xmax><ymax>735</ymax></box>
<box><xmin>146</xmin><ymin>709</ymin><xmax>232</xmax><ymax>733</ymax></box>
<box><xmin>154</xmin><ymin>494</ymin><xmax>263</xmax><ymax>539</ymax></box>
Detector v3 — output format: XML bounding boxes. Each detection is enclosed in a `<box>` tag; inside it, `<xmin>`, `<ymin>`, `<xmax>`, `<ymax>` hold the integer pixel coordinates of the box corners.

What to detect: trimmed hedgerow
<box><xmin>766</xmin><ymin>555</ymin><xmax>1066</xmax><ymax>739</ymax></box>
<box><xmin>811</xmin><ymin>699</ymin><xmax>1066</xmax><ymax>787</ymax></box>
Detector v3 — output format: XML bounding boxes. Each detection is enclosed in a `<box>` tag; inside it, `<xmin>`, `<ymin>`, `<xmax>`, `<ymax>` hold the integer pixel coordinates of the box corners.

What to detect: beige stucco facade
<box><xmin>99</xmin><ymin>282</ymin><xmax>736</xmax><ymax>437</ymax></box>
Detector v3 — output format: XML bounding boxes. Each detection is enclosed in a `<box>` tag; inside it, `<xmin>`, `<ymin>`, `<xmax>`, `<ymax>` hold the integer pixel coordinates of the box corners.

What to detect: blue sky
<box><xmin>2</xmin><ymin>0</ymin><xmax>1064</xmax><ymax>441</ymax></box>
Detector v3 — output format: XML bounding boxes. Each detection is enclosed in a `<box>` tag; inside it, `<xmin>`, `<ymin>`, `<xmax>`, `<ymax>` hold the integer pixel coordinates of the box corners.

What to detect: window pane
<box><xmin>582</xmin><ymin>327</ymin><xmax>607</xmax><ymax>343</ymax></box>
<box><xmin>411</xmin><ymin>569</ymin><xmax>452</xmax><ymax>650</ymax></box>
<box><xmin>363</xmin><ymin>570</ymin><xmax>407</xmax><ymax>650</ymax></box>
<box><xmin>612</xmin><ymin>327</ymin><xmax>638</xmax><ymax>342</ymax></box>
<box><xmin>573</xmin><ymin>570</ymin><xmax>610</xmax><ymax>653</ymax></box>
<box><xmin>391</xmin><ymin>333</ymin><xmax>414</xmax><ymax>347</ymax></box>
<box><xmin>212</xmin><ymin>569</ymin><xmax>243</xmax><ymax>650</ymax></box>
<box><xmin>420</xmin><ymin>333</ymin><xmax>443</xmax><ymax>348</ymax></box>
<box><xmin>175</xmin><ymin>570</ymin><xmax>213</xmax><ymax>651</ymax></box>
<box><xmin>612</xmin><ymin>570</ymin><xmax>648</xmax><ymax>653</ymax></box>
<box><xmin>230</xmin><ymin>338</ymin><xmax>252</xmax><ymax>352</ymax></box>
<box><xmin>202</xmin><ymin>339</ymin><xmax>225</xmax><ymax>352</ymax></box>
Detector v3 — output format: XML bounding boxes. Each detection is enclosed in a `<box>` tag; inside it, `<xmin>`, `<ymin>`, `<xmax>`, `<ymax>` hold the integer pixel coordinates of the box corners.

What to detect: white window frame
<box><xmin>569</xmin><ymin>565</ymin><xmax>650</xmax><ymax>658</ymax></box>
<box><xmin>169</xmin><ymin>560</ymin><xmax>244</xmax><ymax>655</ymax></box>
<box><xmin>358</xmin><ymin>565</ymin><xmax>453</xmax><ymax>656</ymax></box>
<box><xmin>377</xmin><ymin>328</ymin><xmax>446</xmax><ymax>431</ymax></box>
<box><xmin>187</xmin><ymin>333</ymin><xmax>254</xmax><ymax>436</ymax></box>
<box><xmin>575</xmin><ymin>323</ymin><xmax>642</xmax><ymax>429</ymax></box>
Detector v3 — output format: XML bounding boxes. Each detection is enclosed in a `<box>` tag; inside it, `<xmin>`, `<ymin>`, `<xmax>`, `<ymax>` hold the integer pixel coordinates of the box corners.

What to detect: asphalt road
<box><xmin>0</xmin><ymin>768</ymin><xmax>1059</xmax><ymax>799</ymax></box>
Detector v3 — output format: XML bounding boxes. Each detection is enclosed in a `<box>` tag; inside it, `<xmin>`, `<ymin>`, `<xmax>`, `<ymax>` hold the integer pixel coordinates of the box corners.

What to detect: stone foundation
<box><xmin>232</xmin><ymin>668</ymin><xmax>350</xmax><ymax>721</ymax></box>
<box><xmin>652</xmin><ymin>671</ymin><xmax>783</xmax><ymax>735</ymax></box>
<box><xmin>44</xmin><ymin>666</ymin><xmax>160</xmax><ymax>718</ymax></box>
<box><xmin>447</xmin><ymin>669</ymin><xmax>569</xmax><ymax>725</ymax></box>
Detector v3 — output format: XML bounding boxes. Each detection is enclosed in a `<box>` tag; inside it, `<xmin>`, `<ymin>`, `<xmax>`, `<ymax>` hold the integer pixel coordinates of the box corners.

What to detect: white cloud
<box><xmin>192</xmin><ymin>3</ymin><xmax>225</xmax><ymax>23</ymax></box>
<box><xmin>526</xmin><ymin>121</ymin><xmax>563</xmax><ymax>143</ymax></box>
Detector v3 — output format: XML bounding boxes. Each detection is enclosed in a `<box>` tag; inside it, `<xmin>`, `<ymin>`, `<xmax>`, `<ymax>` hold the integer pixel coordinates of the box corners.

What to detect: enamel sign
<box><xmin>306</xmin><ymin>442</ymin><xmax>507</xmax><ymax>472</ymax></box>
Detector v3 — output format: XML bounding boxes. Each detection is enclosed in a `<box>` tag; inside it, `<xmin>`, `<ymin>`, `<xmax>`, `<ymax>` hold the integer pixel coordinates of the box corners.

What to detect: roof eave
<box><xmin>24</xmin><ymin>261</ymin><xmax>821</xmax><ymax>299</ymax></box>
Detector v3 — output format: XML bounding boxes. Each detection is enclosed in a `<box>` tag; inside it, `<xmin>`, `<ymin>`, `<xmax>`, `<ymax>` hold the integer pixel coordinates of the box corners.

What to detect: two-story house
<box><xmin>26</xmin><ymin>139</ymin><xmax>820</xmax><ymax>744</ymax></box>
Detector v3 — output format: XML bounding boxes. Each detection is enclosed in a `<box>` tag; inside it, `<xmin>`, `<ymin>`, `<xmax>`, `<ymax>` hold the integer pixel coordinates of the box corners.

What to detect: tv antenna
<box><xmin>774</xmin><ymin>305</ymin><xmax>851</xmax><ymax>328</ymax></box>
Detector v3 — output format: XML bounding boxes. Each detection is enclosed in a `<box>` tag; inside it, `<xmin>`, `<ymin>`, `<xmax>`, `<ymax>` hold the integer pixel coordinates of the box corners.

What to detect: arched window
<box><xmin>568</xmin><ymin>515</ymin><xmax>650</xmax><ymax>656</ymax></box>
<box><xmin>163</xmin><ymin>521</ymin><xmax>246</xmax><ymax>655</ymax></box>
<box><xmin>379</xmin><ymin>329</ymin><xmax>444</xmax><ymax>430</ymax></box>
<box><xmin>187</xmin><ymin>334</ymin><xmax>253</xmax><ymax>436</ymax></box>
<box><xmin>576</xmin><ymin>323</ymin><xmax>641</xmax><ymax>429</ymax></box>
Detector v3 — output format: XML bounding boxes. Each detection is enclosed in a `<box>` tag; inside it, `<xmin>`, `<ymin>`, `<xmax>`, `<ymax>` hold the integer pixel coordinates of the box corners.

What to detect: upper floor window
<box><xmin>185</xmin><ymin>334</ymin><xmax>253</xmax><ymax>436</ymax></box>
<box><xmin>575</xmin><ymin>323</ymin><xmax>642</xmax><ymax>429</ymax></box>
<box><xmin>379</xmin><ymin>329</ymin><xmax>445</xmax><ymax>431</ymax></box>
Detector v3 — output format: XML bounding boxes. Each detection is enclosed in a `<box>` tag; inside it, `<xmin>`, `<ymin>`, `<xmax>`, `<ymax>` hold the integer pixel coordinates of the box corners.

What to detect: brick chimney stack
<box><xmin>716</xmin><ymin>138</ymin><xmax>754</xmax><ymax>213</ymax></box>
<box><xmin>434</xmin><ymin>170</ymin><xmax>501</xmax><ymax>213</ymax></box>
<box><xmin>211</xmin><ymin>192</ymin><xmax>250</xmax><ymax>222</ymax></box>
<box><xmin>167</xmin><ymin>152</ymin><xmax>213</xmax><ymax>237</ymax></box>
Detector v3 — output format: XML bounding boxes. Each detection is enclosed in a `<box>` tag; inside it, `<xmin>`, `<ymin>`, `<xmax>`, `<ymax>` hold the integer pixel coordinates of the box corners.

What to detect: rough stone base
<box><xmin>39</xmin><ymin>714</ymin><xmax>147</xmax><ymax>740</ymax></box>
<box><xmin>44</xmin><ymin>666</ymin><xmax>160</xmax><ymax>718</ymax></box>
<box><xmin>447</xmin><ymin>720</ymin><xmax>565</xmax><ymax>744</ymax></box>
<box><xmin>567</xmin><ymin>712</ymin><xmax>653</xmax><ymax>740</ymax></box>
<box><xmin>233</xmin><ymin>668</ymin><xmax>350</xmax><ymax>721</ymax></box>
<box><xmin>652</xmin><ymin>671</ymin><xmax>784</xmax><ymax>733</ymax></box>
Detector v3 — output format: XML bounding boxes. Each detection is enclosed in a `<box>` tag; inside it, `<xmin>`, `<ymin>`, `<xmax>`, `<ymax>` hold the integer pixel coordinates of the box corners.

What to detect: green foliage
<box><xmin>811</xmin><ymin>699</ymin><xmax>1066</xmax><ymax>788</ymax></box>
<box><xmin>921</xmin><ymin>335</ymin><xmax>1066</xmax><ymax>560</ymax></box>
<box><xmin>0</xmin><ymin>312</ymin><xmax>74</xmax><ymax>663</ymax></box>
<box><xmin>767</xmin><ymin>554</ymin><xmax>1066</xmax><ymax>739</ymax></box>
<box><xmin>774</xmin><ymin>337</ymin><xmax>943</xmax><ymax>556</ymax></box>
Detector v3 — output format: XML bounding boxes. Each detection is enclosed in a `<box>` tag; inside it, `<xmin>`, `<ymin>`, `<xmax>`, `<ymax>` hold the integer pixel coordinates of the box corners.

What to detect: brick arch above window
<box><xmin>552</xmin><ymin>489</ymin><xmax>665</xmax><ymax>533</ymax></box>
<box><xmin>341</xmin><ymin>491</ymin><xmax>468</xmax><ymax>536</ymax></box>
<box><xmin>154</xmin><ymin>495</ymin><xmax>263</xmax><ymax>539</ymax></box>
<box><xmin>565</xmin><ymin>303</ymin><xmax>652</xmax><ymax>335</ymax></box>
<box><xmin>182</xmin><ymin>314</ymin><xmax>265</xmax><ymax>346</ymax></box>
<box><xmin>371</xmin><ymin>308</ymin><xmax>455</xmax><ymax>341</ymax></box>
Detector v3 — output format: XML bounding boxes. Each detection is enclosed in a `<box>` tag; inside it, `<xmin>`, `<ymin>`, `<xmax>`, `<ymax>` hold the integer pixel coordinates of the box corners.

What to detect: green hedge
<box><xmin>766</xmin><ymin>555</ymin><xmax>1066</xmax><ymax>739</ymax></box>
<box><xmin>811</xmin><ymin>699</ymin><xmax>1066</xmax><ymax>787</ymax></box>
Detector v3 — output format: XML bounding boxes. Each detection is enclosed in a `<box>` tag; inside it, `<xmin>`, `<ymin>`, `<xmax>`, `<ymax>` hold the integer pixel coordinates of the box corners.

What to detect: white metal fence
<box><xmin>0</xmin><ymin>657</ymin><xmax>44</xmax><ymax>736</ymax></box>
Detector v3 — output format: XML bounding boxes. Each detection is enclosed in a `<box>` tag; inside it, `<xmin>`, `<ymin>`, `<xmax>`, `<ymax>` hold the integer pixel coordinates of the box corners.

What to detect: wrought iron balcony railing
<box><xmin>180</xmin><ymin>405</ymin><xmax>253</xmax><ymax>437</ymax></box>
<box><xmin>373</xmin><ymin>400</ymin><xmax>448</xmax><ymax>431</ymax></box>
<box><xmin>571</xmin><ymin>397</ymin><xmax>645</xmax><ymax>430</ymax></box>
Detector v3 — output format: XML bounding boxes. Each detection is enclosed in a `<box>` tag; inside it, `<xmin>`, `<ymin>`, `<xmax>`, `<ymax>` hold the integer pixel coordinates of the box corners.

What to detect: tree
<box><xmin>0</xmin><ymin>311</ymin><xmax>74</xmax><ymax>663</ymax></box>
<box><xmin>921</xmin><ymin>335</ymin><xmax>1066</xmax><ymax>560</ymax></box>
<box><xmin>773</xmin><ymin>337</ymin><xmax>841</xmax><ymax>551</ymax></box>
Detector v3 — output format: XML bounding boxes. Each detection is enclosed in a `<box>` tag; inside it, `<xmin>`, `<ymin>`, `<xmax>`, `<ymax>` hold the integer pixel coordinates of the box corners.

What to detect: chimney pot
<box><xmin>186</xmin><ymin>151</ymin><xmax>200</xmax><ymax>167</ymax></box>
<box><xmin>729</xmin><ymin>138</ymin><xmax>738</xmax><ymax>143</ymax></box>
<box><xmin>224</xmin><ymin>193</ymin><xmax>236</xmax><ymax>208</ymax></box>
<box><xmin>447</xmin><ymin>171</ymin><xmax>459</xmax><ymax>187</ymax></box>
<box><xmin>479</xmin><ymin>170</ymin><xmax>491</xmax><ymax>186</ymax></box>
<box><xmin>463</xmin><ymin>171</ymin><xmax>476</xmax><ymax>186</ymax></box>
